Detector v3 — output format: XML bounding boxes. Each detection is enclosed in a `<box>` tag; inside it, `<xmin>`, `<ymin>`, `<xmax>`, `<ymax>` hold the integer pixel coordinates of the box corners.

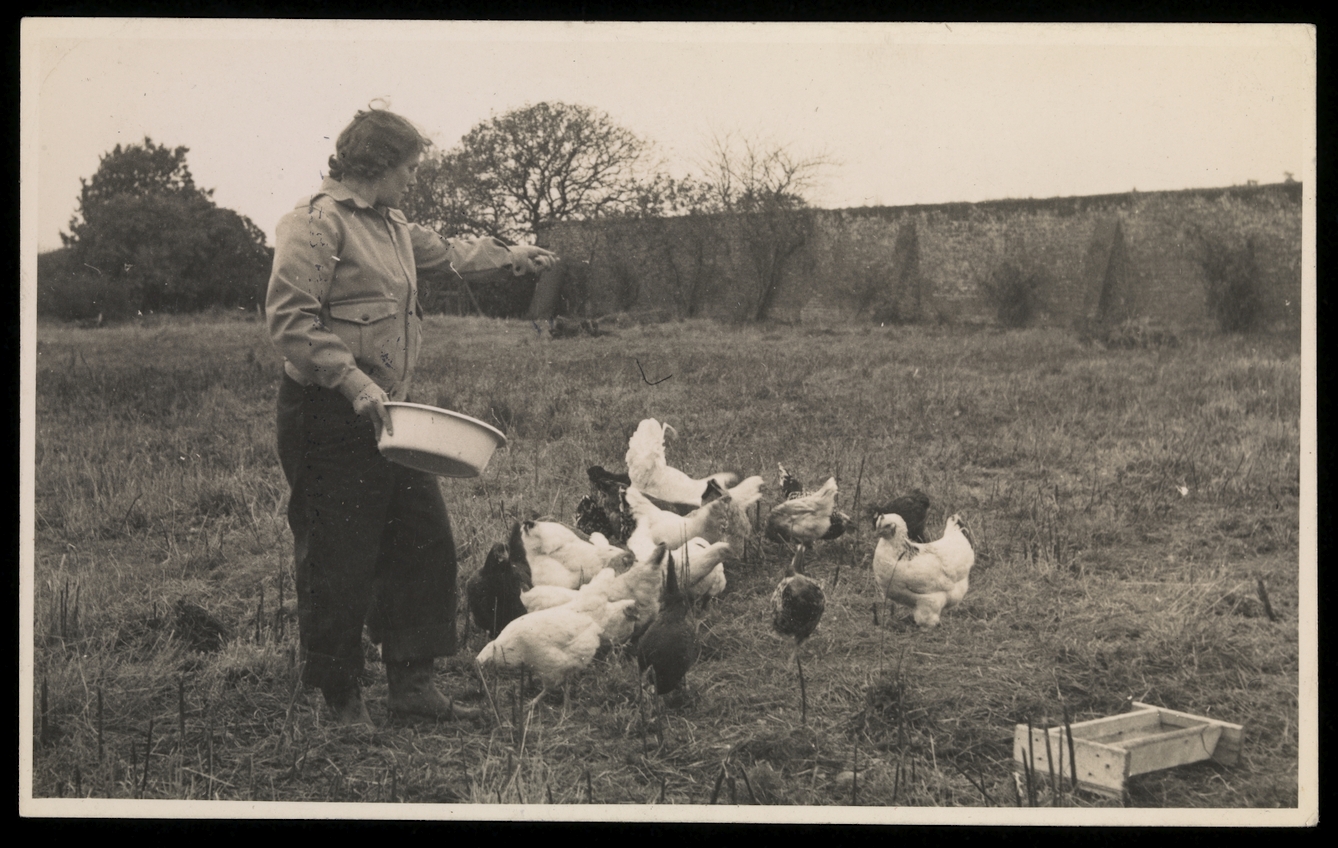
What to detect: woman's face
<box><xmin>373</xmin><ymin>151</ymin><xmax>421</xmax><ymax>208</ymax></box>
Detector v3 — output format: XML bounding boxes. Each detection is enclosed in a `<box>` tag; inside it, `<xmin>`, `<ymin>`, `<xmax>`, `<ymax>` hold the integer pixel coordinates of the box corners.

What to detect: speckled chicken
<box><xmin>765</xmin><ymin>472</ymin><xmax>851</xmax><ymax>570</ymax></box>
<box><xmin>770</xmin><ymin>550</ymin><xmax>826</xmax><ymax>723</ymax></box>
<box><xmin>466</xmin><ymin>542</ymin><xmax>531</xmax><ymax>639</ymax></box>
<box><xmin>872</xmin><ymin>512</ymin><xmax>975</xmax><ymax>628</ymax></box>
<box><xmin>771</xmin><ymin>567</ymin><xmax>826</xmax><ymax>647</ymax></box>
<box><xmin>574</xmin><ymin>495</ymin><xmax>618</xmax><ymax>541</ymax></box>
<box><xmin>584</xmin><ymin>466</ymin><xmax>698</xmax><ymax>543</ymax></box>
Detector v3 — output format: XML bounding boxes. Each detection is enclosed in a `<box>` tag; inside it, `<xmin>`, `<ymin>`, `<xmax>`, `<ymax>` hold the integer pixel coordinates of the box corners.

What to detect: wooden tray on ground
<box><xmin>1013</xmin><ymin>702</ymin><xmax>1244</xmax><ymax>799</ymax></box>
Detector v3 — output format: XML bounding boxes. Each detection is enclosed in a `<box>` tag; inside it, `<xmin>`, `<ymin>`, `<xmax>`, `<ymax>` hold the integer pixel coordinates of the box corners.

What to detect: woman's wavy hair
<box><xmin>327</xmin><ymin>107</ymin><xmax>432</xmax><ymax>182</ymax></box>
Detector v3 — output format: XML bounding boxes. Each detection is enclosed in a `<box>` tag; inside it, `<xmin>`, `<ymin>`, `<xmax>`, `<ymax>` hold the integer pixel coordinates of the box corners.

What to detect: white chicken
<box><xmin>669</xmin><ymin>537</ymin><xmax>731</xmax><ymax>602</ymax></box>
<box><xmin>519</xmin><ymin>583</ymin><xmax>580</xmax><ymax>613</ymax></box>
<box><xmin>624</xmin><ymin>486</ymin><xmax>733</xmax><ymax>561</ymax></box>
<box><xmin>707</xmin><ymin>475</ymin><xmax>766</xmax><ymax>552</ymax></box>
<box><xmin>519</xmin><ymin>568</ymin><xmax>640</xmax><ymax>646</ymax></box>
<box><xmin>872</xmin><ymin>513</ymin><xmax>976</xmax><ymax>628</ymax></box>
<box><xmin>625</xmin><ymin>418</ymin><xmax>739</xmax><ymax>506</ymax></box>
<box><xmin>476</xmin><ymin>606</ymin><xmax>606</xmax><ymax>707</ymax></box>
<box><xmin>518</xmin><ymin>562</ymin><xmax>619</xmax><ymax>613</ymax></box>
<box><xmin>578</xmin><ymin>597</ymin><xmax>640</xmax><ymax>647</ymax></box>
<box><xmin>602</xmin><ymin>543</ymin><xmax>672</xmax><ymax>632</ymax></box>
<box><xmin>520</xmin><ymin>519</ymin><xmax>634</xmax><ymax>589</ymax></box>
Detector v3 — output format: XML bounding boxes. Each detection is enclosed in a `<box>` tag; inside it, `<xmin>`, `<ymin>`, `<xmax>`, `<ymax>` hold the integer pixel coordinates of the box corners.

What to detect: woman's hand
<box><xmin>512</xmin><ymin>245</ymin><xmax>558</xmax><ymax>276</ymax></box>
<box><xmin>352</xmin><ymin>382</ymin><xmax>394</xmax><ymax>438</ymax></box>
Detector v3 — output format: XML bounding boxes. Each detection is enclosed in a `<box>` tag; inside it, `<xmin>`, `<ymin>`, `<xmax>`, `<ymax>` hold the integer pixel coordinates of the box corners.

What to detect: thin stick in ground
<box><xmin>741</xmin><ymin>766</ymin><xmax>759</xmax><ymax>805</ymax></box>
<box><xmin>1063</xmin><ymin>702</ymin><xmax>1078</xmax><ymax>793</ymax></box>
<box><xmin>1043</xmin><ymin>721</ymin><xmax>1058</xmax><ymax>805</ymax></box>
<box><xmin>796</xmin><ymin>650</ymin><xmax>809</xmax><ymax>725</ymax></box>
<box><xmin>472</xmin><ymin>659</ymin><xmax>507</xmax><ymax>737</ymax></box>
<box><xmin>1025</xmin><ymin>720</ymin><xmax>1037</xmax><ymax>807</ymax></box>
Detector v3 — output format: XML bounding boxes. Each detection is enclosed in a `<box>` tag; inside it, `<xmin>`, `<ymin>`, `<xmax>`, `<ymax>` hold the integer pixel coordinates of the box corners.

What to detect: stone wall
<box><xmin>537</xmin><ymin>182</ymin><xmax>1302</xmax><ymax>330</ymax></box>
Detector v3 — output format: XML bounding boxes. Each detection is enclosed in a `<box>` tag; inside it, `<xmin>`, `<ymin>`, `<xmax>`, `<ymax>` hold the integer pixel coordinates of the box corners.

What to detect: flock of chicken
<box><xmin>469</xmin><ymin>417</ymin><xmax>977</xmax><ymax>715</ymax></box>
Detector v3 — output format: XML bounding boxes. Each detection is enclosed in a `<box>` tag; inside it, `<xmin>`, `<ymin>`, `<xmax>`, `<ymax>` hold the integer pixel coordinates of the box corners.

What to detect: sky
<box><xmin>23</xmin><ymin>20</ymin><xmax>1315</xmax><ymax>253</ymax></box>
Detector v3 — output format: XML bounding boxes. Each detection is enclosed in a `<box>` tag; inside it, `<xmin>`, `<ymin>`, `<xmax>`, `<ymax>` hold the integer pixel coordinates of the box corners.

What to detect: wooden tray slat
<box><xmin>1012</xmin><ymin>703</ymin><xmax>1244</xmax><ymax>798</ymax></box>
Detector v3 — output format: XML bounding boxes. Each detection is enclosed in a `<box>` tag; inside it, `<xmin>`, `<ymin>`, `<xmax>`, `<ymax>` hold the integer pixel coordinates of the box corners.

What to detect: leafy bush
<box><xmin>1196</xmin><ymin>232</ymin><xmax>1265</xmax><ymax>333</ymax></box>
<box><xmin>37</xmin><ymin>248</ymin><xmax>140</xmax><ymax>322</ymax></box>
<box><xmin>981</xmin><ymin>261</ymin><xmax>1047</xmax><ymax>328</ymax></box>
<box><xmin>55</xmin><ymin>137</ymin><xmax>272</xmax><ymax>319</ymax></box>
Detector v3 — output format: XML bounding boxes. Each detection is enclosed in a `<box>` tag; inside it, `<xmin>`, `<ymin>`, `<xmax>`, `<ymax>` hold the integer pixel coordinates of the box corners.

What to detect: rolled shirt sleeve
<box><xmin>409</xmin><ymin>225</ymin><xmax>534</xmax><ymax>278</ymax></box>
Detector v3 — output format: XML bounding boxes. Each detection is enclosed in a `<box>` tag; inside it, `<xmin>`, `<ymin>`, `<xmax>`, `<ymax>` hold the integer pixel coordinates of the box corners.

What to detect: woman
<box><xmin>267</xmin><ymin>108</ymin><xmax>555</xmax><ymax>727</ymax></box>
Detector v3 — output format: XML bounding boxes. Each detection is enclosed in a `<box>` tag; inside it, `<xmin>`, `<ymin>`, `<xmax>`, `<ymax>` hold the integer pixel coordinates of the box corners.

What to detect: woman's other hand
<box><xmin>352</xmin><ymin>382</ymin><xmax>394</xmax><ymax>438</ymax></box>
<box><xmin>512</xmin><ymin>245</ymin><xmax>558</xmax><ymax>276</ymax></box>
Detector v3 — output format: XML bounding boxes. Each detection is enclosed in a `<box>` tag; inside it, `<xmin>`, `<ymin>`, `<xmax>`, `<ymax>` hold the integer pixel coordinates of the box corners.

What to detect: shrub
<box><xmin>871</xmin><ymin>296</ymin><xmax>919</xmax><ymax>326</ymax></box>
<box><xmin>61</xmin><ymin>138</ymin><xmax>272</xmax><ymax>317</ymax></box>
<box><xmin>981</xmin><ymin>261</ymin><xmax>1047</xmax><ymax>328</ymax></box>
<box><xmin>1196</xmin><ymin>232</ymin><xmax>1265</xmax><ymax>333</ymax></box>
<box><xmin>610</xmin><ymin>262</ymin><xmax>641</xmax><ymax>312</ymax></box>
<box><xmin>37</xmin><ymin>248</ymin><xmax>141</xmax><ymax>322</ymax></box>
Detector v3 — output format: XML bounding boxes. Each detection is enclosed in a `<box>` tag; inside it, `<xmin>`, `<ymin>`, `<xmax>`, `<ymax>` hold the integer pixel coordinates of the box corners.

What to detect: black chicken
<box><xmin>635</xmin><ymin>553</ymin><xmax>697</xmax><ymax>696</ymax></box>
<box><xmin>778</xmin><ymin>463</ymin><xmax>807</xmax><ymax>501</ymax></box>
<box><xmin>587</xmin><ymin>465</ymin><xmax>632</xmax><ymax>494</ymax></box>
<box><xmin>575</xmin><ymin>495</ymin><xmax>618</xmax><ymax>540</ymax></box>
<box><xmin>466</xmin><ymin>542</ymin><xmax>531</xmax><ymax>639</ymax></box>
<box><xmin>506</xmin><ymin>519</ymin><xmax>536</xmax><ymax>586</ymax></box>
<box><xmin>866</xmin><ymin>489</ymin><xmax>932</xmax><ymax>543</ymax></box>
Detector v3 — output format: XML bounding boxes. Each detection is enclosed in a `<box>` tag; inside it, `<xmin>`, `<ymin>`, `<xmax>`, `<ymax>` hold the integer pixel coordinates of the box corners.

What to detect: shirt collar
<box><xmin>314</xmin><ymin>177</ymin><xmax>409</xmax><ymax>222</ymax></box>
<box><xmin>315</xmin><ymin>177</ymin><xmax>376</xmax><ymax>210</ymax></box>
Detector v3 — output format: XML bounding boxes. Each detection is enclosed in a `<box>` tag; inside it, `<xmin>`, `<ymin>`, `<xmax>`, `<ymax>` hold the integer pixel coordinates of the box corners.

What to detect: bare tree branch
<box><xmin>695</xmin><ymin>132</ymin><xmax>835</xmax><ymax>319</ymax></box>
<box><xmin>408</xmin><ymin>102</ymin><xmax>658</xmax><ymax>244</ymax></box>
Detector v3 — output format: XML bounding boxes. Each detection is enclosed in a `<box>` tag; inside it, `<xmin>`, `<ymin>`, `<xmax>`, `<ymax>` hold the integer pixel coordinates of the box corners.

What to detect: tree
<box><xmin>64</xmin><ymin>137</ymin><xmax>198</xmax><ymax>246</ymax></box>
<box><xmin>399</xmin><ymin>149</ymin><xmax>489</xmax><ymax>240</ymax></box>
<box><xmin>405</xmin><ymin>102</ymin><xmax>657</xmax><ymax>244</ymax></box>
<box><xmin>53</xmin><ymin>136</ymin><xmax>272</xmax><ymax>317</ymax></box>
<box><xmin>696</xmin><ymin>134</ymin><xmax>833</xmax><ymax>321</ymax></box>
<box><xmin>631</xmin><ymin>174</ymin><xmax>726</xmax><ymax>318</ymax></box>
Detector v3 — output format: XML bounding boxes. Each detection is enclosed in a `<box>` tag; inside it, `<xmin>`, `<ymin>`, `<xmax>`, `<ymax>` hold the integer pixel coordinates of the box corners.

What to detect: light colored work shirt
<box><xmin>266</xmin><ymin>177</ymin><xmax>524</xmax><ymax>402</ymax></box>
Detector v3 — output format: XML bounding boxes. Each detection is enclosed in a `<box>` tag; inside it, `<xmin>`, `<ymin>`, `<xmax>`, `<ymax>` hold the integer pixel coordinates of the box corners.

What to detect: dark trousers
<box><xmin>276</xmin><ymin>375</ymin><xmax>459</xmax><ymax>692</ymax></box>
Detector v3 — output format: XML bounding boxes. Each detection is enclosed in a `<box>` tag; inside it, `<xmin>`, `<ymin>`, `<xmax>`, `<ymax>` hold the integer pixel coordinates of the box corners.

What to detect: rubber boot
<box><xmin>386</xmin><ymin>659</ymin><xmax>481</xmax><ymax>721</ymax></box>
<box><xmin>322</xmin><ymin>683</ymin><xmax>373</xmax><ymax>729</ymax></box>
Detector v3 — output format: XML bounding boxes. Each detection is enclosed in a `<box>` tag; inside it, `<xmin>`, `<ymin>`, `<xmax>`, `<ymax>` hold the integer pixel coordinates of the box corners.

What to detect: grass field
<box><xmin>24</xmin><ymin>312</ymin><xmax>1307</xmax><ymax>815</ymax></box>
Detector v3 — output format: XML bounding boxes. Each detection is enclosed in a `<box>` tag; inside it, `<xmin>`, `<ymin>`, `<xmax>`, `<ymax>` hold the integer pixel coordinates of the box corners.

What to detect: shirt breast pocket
<box><xmin>328</xmin><ymin>297</ymin><xmax>402</xmax><ymax>370</ymax></box>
